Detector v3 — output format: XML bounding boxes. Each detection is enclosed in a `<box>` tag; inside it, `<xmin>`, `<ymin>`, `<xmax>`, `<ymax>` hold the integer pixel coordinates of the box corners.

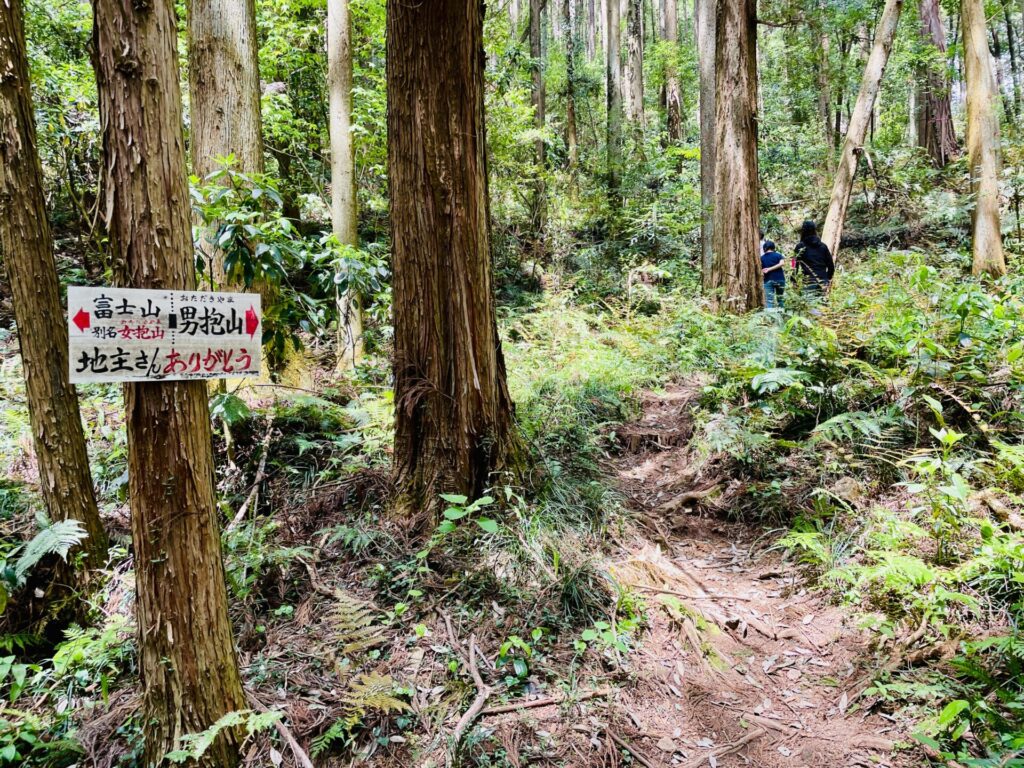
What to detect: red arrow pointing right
<box><xmin>72</xmin><ymin>308</ymin><xmax>90</xmax><ymax>332</ymax></box>
<box><xmin>245</xmin><ymin>306</ymin><xmax>259</xmax><ymax>338</ymax></box>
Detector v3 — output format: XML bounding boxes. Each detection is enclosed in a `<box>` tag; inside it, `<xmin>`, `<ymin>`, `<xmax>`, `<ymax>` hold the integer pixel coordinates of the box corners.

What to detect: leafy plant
<box><xmin>0</xmin><ymin>517</ymin><xmax>86</xmax><ymax>615</ymax></box>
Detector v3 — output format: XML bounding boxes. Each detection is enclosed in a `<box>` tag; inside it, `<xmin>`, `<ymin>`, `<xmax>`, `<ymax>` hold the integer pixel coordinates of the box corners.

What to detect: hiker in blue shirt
<box><xmin>761</xmin><ymin>240</ymin><xmax>785</xmax><ymax>309</ymax></box>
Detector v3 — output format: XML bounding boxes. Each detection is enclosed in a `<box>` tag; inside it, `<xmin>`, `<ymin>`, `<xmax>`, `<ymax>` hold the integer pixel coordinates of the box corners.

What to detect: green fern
<box><xmin>310</xmin><ymin>719</ymin><xmax>348</xmax><ymax>757</ymax></box>
<box><xmin>3</xmin><ymin>519</ymin><xmax>87</xmax><ymax>589</ymax></box>
<box><xmin>331</xmin><ymin>591</ymin><xmax>386</xmax><ymax>655</ymax></box>
<box><xmin>311</xmin><ymin>674</ymin><xmax>410</xmax><ymax>757</ymax></box>
<box><xmin>812</xmin><ymin>410</ymin><xmax>881</xmax><ymax>441</ymax></box>
<box><xmin>750</xmin><ymin>367</ymin><xmax>811</xmax><ymax>394</ymax></box>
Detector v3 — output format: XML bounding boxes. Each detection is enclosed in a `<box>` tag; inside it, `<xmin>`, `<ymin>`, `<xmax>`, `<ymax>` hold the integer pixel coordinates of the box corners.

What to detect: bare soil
<box><xmin>598</xmin><ymin>383</ymin><xmax>920</xmax><ymax>768</ymax></box>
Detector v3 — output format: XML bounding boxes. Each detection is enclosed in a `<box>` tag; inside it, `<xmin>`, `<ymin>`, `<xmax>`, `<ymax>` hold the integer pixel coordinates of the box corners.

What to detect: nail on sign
<box><xmin>67</xmin><ymin>286</ymin><xmax>261</xmax><ymax>383</ymax></box>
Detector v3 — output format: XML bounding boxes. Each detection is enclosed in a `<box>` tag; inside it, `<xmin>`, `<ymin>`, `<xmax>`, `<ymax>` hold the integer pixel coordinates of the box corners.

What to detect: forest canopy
<box><xmin>0</xmin><ymin>0</ymin><xmax>1023</xmax><ymax>766</ymax></box>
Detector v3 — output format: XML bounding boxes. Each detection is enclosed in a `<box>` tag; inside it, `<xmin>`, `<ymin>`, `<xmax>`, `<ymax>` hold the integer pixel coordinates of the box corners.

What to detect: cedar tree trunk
<box><xmin>708</xmin><ymin>0</ymin><xmax>762</xmax><ymax>312</ymax></box>
<box><xmin>187</xmin><ymin>0</ymin><xmax>264</xmax><ymax>284</ymax></box>
<box><xmin>530</xmin><ymin>0</ymin><xmax>547</xmax><ymax>249</ymax></box>
<box><xmin>0</xmin><ymin>0</ymin><xmax>107</xmax><ymax>574</ymax></box>
<box><xmin>387</xmin><ymin>0</ymin><xmax>522</xmax><ymax>515</ymax></box>
<box><xmin>696</xmin><ymin>0</ymin><xmax>716</xmax><ymax>288</ymax></box>
<box><xmin>917</xmin><ymin>0</ymin><xmax>957</xmax><ymax>166</ymax></box>
<box><xmin>92</xmin><ymin>0</ymin><xmax>248</xmax><ymax>764</ymax></box>
<box><xmin>607</xmin><ymin>0</ymin><xmax>624</xmax><ymax>198</ymax></box>
<box><xmin>664</xmin><ymin>0</ymin><xmax>683</xmax><ymax>141</ymax></box>
<box><xmin>626</xmin><ymin>0</ymin><xmax>645</xmax><ymax>125</ymax></box>
<box><xmin>565</xmin><ymin>0</ymin><xmax>580</xmax><ymax>170</ymax></box>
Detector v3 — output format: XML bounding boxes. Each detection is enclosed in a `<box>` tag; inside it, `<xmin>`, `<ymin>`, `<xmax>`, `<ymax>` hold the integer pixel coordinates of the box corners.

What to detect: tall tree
<box><xmin>92</xmin><ymin>0</ymin><xmax>247</xmax><ymax>764</ymax></box>
<box><xmin>530</xmin><ymin>0</ymin><xmax>547</xmax><ymax>247</ymax></box>
<box><xmin>187</xmin><ymin>0</ymin><xmax>264</xmax><ymax>282</ymax></box>
<box><xmin>809</xmin><ymin>6</ymin><xmax>835</xmax><ymax>153</ymax></box>
<box><xmin>626</xmin><ymin>0</ymin><xmax>645</xmax><ymax>125</ymax></box>
<box><xmin>607</xmin><ymin>0</ymin><xmax>624</xmax><ymax>198</ymax></box>
<box><xmin>963</xmin><ymin>0</ymin><xmax>1007</xmax><ymax>275</ymax></box>
<box><xmin>565</xmin><ymin>0</ymin><xmax>580</xmax><ymax>170</ymax></box>
<box><xmin>0</xmin><ymin>0</ymin><xmax>108</xmax><ymax>576</ymax></box>
<box><xmin>1001</xmin><ymin>0</ymin><xmax>1022</xmax><ymax>115</ymax></box>
<box><xmin>587</xmin><ymin>0</ymin><xmax>598</xmax><ymax>60</ymax></box>
<box><xmin>663</xmin><ymin>0</ymin><xmax>683</xmax><ymax>141</ymax></box>
<box><xmin>328</xmin><ymin>0</ymin><xmax>363</xmax><ymax>370</ymax></box>
<box><xmin>708</xmin><ymin>0</ymin><xmax>761</xmax><ymax>312</ymax></box>
<box><xmin>821</xmin><ymin>0</ymin><xmax>904</xmax><ymax>259</ymax></box>
<box><xmin>917</xmin><ymin>0</ymin><xmax>957</xmax><ymax>166</ymax></box>
<box><xmin>387</xmin><ymin>0</ymin><xmax>522</xmax><ymax>514</ymax></box>
<box><xmin>696</xmin><ymin>0</ymin><xmax>716</xmax><ymax>287</ymax></box>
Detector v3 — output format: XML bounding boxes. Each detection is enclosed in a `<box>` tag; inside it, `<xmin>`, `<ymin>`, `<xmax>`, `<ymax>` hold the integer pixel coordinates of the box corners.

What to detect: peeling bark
<box><xmin>917</xmin><ymin>0</ymin><xmax>957</xmax><ymax>167</ymax></box>
<box><xmin>92</xmin><ymin>0</ymin><xmax>247</xmax><ymax>763</ymax></box>
<box><xmin>0</xmin><ymin>0</ymin><xmax>107</xmax><ymax>575</ymax></box>
<box><xmin>708</xmin><ymin>0</ymin><xmax>761</xmax><ymax>313</ymax></box>
<box><xmin>387</xmin><ymin>0</ymin><xmax>523</xmax><ymax>516</ymax></box>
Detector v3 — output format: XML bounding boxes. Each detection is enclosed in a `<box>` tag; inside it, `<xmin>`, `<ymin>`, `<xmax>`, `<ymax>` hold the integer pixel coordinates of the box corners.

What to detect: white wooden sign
<box><xmin>67</xmin><ymin>286</ymin><xmax>261</xmax><ymax>383</ymax></box>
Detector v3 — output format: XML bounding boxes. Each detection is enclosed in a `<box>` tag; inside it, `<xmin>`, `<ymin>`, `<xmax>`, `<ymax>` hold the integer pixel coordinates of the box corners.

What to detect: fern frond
<box><xmin>310</xmin><ymin>719</ymin><xmax>349</xmax><ymax>757</ymax></box>
<box><xmin>14</xmin><ymin>520</ymin><xmax>87</xmax><ymax>582</ymax></box>
<box><xmin>330</xmin><ymin>591</ymin><xmax>386</xmax><ymax>656</ymax></box>
<box><xmin>341</xmin><ymin>673</ymin><xmax>410</xmax><ymax>715</ymax></box>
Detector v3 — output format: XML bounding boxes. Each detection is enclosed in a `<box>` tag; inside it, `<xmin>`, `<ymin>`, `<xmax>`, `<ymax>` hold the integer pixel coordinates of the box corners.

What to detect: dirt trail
<box><xmin>607</xmin><ymin>384</ymin><xmax>916</xmax><ymax>768</ymax></box>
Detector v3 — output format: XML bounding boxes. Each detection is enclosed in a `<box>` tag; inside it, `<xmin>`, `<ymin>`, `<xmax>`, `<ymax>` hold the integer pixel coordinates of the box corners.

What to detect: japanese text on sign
<box><xmin>67</xmin><ymin>286</ymin><xmax>261</xmax><ymax>383</ymax></box>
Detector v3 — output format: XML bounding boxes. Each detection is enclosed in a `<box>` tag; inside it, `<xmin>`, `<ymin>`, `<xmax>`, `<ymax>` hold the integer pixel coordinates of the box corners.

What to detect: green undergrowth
<box><xmin>681</xmin><ymin>248</ymin><xmax>1024</xmax><ymax>764</ymax></box>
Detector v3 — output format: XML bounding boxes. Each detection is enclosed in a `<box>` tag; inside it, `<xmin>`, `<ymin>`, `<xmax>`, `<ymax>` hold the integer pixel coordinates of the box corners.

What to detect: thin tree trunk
<box><xmin>963</xmin><ymin>0</ymin><xmax>1007</xmax><ymax>275</ymax></box>
<box><xmin>607</xmin><ymin>0</ymin><xmax>624</xmax><ymax>199</ymax></box>
<box><xmin>708</xmin><ymin>0</ymin><xmax>761</xmax><ymax>312</ymax></box>
<box><xmin>917</xmin><ymin>0</ymin><xmax>957</xmax><ymax>166</ymax></box>
<box><xmin>565</xmin><ymin>0</ymin><xmax>580</xmax><ymax>170</ymax></box>
<box><xmin>908</xmin><ymin>81</ymin><xmax>919</xmax><ymax>143</ymax></box>
<box><xmin>92</xmin><ymin>0</ymin><xmax>247</xmax><ymax>764</ymax></box>
<box><xmin>696</xmin><ymin>0</ymin><xmax>716</xmax><ymax>288</ymax></box>
<box><xmin>821</xmin><ymin>0</ymin><xmax>903</xmax><ymax>259</ymax></box>
<box><xmin>387</xmin><ymin>0</ymin><xmax>523</xmax><ymax>516</ymax></box>
<box><xmin>530</xmin><ymin>0</ymin><xmax>547</xmax><ymax>250</ymax></box>
<box><xmin>588</xmin><ymin>0</ymin><xmax>597</xmax><ymax>60</ymax></box>
<box><xmin>664</xmin><ymin>0</ymin><xmax>683</xmax><ymax>141</ymax></box>
<box><xmin>0</xmin><ymin>0</ymin><xmax>107</xmax><ymax>576</ymax></box>
<box><xmin>328</xmin><ymin>0</ymin><xmax>363</xmax><ymax>371</ymax></box>
<box><xmin>811</xmin><ymin>10</ymin><xmax>835</xmax><ymax>152</ymax></box>
<box><xmin>1002</xmin><ymin>0</ymin><xmax>1022</xmax><ymax>114</ymax></box>
<box><xmin>990</xmin><ymin>27</ymin><xmax>1015</xmax><ymax>124</ymax></box>
<box><xmin>626</xmin><ymin>0</ymin><xmax>645</xmax><ymax>125</ymax></box>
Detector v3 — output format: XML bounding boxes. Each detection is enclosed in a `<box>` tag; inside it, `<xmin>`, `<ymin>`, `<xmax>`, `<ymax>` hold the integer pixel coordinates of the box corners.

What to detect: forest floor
<box><xmin>598</xmin><ymin>383</ymin><xmax>918</xmax><ymax>768</ymax></box>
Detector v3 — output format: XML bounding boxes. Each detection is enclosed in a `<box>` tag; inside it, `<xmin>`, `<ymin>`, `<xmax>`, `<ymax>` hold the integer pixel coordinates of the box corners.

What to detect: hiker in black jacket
<box><xmin>793</xmin><ymin>220</ymin><xmax>835</xmax><ymax>296</ymax></box>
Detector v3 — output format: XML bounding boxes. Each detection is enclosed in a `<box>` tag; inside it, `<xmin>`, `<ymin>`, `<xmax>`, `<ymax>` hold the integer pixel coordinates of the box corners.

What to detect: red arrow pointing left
<box><xmin>72</xmin><ymin>308</ymin><xmax>90</xmax><ymax>332</ymax></box>
<box><xmin>245</xmin><ymin>306</ymin><xmax>259</xmax><ymax>338</ymax></box>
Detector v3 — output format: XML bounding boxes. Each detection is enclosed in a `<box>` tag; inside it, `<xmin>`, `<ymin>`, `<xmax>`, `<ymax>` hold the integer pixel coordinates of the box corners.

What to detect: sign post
<box><xmin>67</xmin><ymin>286</ymin><xmax>261</xmax><ymax>384</ymax></box>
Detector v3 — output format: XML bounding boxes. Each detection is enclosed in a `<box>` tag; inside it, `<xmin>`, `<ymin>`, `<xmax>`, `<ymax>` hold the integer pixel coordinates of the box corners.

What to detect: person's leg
<box><xmin>765</xmin><ymin>282</ymin><xmax>777</xmax><ymax>309</ymax></box>
<box><xmin>777</xmin><ymin>284</ymin><xmax>785</xmax><ymax>309</ymax></box>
